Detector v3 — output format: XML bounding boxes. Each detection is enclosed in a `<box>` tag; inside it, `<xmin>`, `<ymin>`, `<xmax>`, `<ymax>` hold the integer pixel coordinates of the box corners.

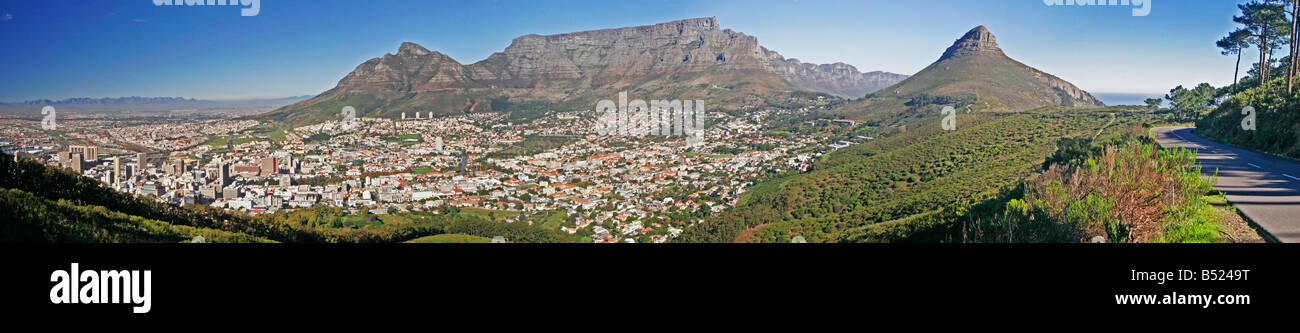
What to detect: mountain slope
<box><xmin>828</xmin><ymin>26</ymin><xmax>1103</xmax><ymax>122</ymax></box>
<box><xmin>676</xmin><ymin>26</ymin><xmax>1127</xmax><ymax>243</ymax></box>
<box><xmin>257</xmin><ymin>18</ymin><xmax>907</xmax><ymax>126</ymax></box>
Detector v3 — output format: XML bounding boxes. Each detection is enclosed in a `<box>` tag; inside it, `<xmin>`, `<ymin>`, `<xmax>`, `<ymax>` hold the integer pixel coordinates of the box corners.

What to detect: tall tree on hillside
<box><xmin>1219</xmin><ymin>29</ymin><xmax>1253</xmax><ymax>93</ymax></box>
<box><xmin>1236</xmin><ymin>1</ymin><xmax>1291</xmax><ymax>86</ymax></box>
<box><xmin>1290</xmin><ymin>0</ymin><xmax>1300</xmax><ymax>92</ymax></box>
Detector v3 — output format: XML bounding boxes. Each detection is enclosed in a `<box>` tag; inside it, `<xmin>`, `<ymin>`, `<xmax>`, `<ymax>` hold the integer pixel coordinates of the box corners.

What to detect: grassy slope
<box><xmin>677</xmin><ymin>107</ymin><xmax>1153</xmax><ymax>243</ymax></box>
<box><xmin>406</xmin><ymin>234</ymin><xmax>493</xmax><ymax>243</ymax></box>
<box><xmin>0</xmin><ymin>188</ymin><xmax>270</xmax><ymax>243</ymax></box>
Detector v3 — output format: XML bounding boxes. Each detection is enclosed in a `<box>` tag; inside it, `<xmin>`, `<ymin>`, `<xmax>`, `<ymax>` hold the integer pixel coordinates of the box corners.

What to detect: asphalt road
<box><xmin>1153</xmin><ymin>127</ymin><xmax>1300</xmax><ymax>242</ymax></box>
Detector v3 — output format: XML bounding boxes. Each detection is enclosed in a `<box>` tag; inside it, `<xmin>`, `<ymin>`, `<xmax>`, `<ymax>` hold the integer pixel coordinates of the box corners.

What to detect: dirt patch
<box><xmin>733</xmin><ymin>223</ymin><xmax>771</xmax><ymax>243</ymax></box>
<box><xmin>1214</xmin><ymin>202</ymin><xmax>1266</xmax><ymax>243</ymax></box>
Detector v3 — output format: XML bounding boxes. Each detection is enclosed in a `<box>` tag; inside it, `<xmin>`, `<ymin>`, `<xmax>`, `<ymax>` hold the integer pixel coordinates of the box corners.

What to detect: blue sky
<box><xmin>0</xmin><ymin>0</ymin><xmax>1252</xmax><ymax>101</ymax></box>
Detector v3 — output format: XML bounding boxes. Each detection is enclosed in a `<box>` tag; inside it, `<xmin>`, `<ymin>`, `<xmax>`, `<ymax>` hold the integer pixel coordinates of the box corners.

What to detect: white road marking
<box><xmin>1169</xmin><ymin>130</ymin><xmax>1204</xmax><ymax>149</ymax></box>
<box><xmin>1285</xmin><ymin>174</ymin><xmax>1300</xmax><ymax>181</ymax></box>
<box><xmin>1248</xmin><ymin>163</ymin><xmax>1262</xmax><ymax>169</ymax></box>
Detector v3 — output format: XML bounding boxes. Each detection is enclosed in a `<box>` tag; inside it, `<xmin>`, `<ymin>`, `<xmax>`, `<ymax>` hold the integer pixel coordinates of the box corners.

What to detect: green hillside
<box><xmin>676</xmin><ymin>107</ymin><xmax>1156</xmax><ymax>243</ymax></box>
<box><xmin>0</xmin><ymin>187</ymin><xmax>270</xmax><ymax>243</ymax></box>
<box><xmin>406</xmin><ymin>234</ymin><xmax>493</xmax><ymax>243</ymax></box>
<box><xmin>1196</xmin><ymin>78</ymin><xmax>1300</xmax><ymax>159</ymax></box>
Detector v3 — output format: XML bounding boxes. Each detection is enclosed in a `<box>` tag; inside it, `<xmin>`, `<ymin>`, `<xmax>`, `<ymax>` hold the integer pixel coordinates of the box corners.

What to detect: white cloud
<box><xmin>1</xmin><ymin>13</ymin><xmax>12</xmax><ymax>22</ymax></box>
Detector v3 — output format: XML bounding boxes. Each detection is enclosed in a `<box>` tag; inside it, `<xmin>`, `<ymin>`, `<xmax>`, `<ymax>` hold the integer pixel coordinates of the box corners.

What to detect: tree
<box><xmin>1143</xmin><ymin>98</ymin><xmax>1163</xmax><ymax>111</ymax></box>
<box><xmin>1235</xmin><ymin>1</ymin><xmax>1292</xmax><ymax>85</ymax></box>
<box><xmin>1219</xmin><ymin>29</ymin><xmax>1254</xmax><ymax>93</ymax></box>
<box><xmin>1164</xmin><ymin>83</ymin><xmax>1218</xmax><ymax>121</ymax></box>
<box><xmin>1290</xmin><ymin>0</ymin><xmax>1299</xmax><ymax>92</ymax></box>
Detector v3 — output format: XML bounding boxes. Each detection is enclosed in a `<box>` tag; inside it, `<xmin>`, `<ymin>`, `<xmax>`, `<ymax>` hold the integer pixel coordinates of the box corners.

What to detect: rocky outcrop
<box><xmin>335</xmin><ymin>42</ymin><xmax>479</xmax><ymax>96</ymax></box>
<box><xmin>765</xmin><ymin>51</ymin><xmax>910</xmax><ymax>99</ymax></box>
<box><xmin>940</xmin><ymin>26</ymin><xmax>1003</xmax><ymax>60</ymax></box>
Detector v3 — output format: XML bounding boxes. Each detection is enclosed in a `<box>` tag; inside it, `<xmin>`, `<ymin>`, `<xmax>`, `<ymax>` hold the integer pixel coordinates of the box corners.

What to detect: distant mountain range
<box><xmin>0</xmin><ymin>96</ymin><xmax>313</xmax><ymax>116</ymax></box>
<box><xmin>16</xmin><ymin>96</ymin><xmax>201</xmax><ymax>106</ymax></box>
<box><xmin>258</xmin><ymin>17</ymin><xmax>909</xmax><ymax>126</ymax></box>
<box><xmin>11</xmin><ymin>96</ymin><xmax>313</xmax><ymax>106</ymax></box>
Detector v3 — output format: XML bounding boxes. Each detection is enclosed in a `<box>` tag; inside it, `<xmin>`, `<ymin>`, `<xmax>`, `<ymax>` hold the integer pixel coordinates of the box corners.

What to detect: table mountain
<box><xmin>258</xmin><ymin>17</ymin><xmax>906</xmax><ymax>126</ymax></box>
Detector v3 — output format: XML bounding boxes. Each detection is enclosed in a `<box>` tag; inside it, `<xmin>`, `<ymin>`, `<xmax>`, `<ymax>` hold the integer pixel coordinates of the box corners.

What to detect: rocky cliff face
<box><xmin>483</xmin><ymin>18</ymin><xmax>768</xmax><ymax>80</ymax></box>
<box><xmin>940</xmin><ymin>26</ymin><xmax>1003</xmax><ymax>60</ymax></box>
<box><xmin>336</xmin><ymin>42</ymin><xmax>480</xmax><ymax>96</ymax></box>
<box><xmin>765</xmin><ymin>52</ymin><xmax>911</xmax><ymax>99</ymax></box>
<box><xmin>463</xmin><ymin>17</ymin><xmax>906</xmax><ymax>97</ymax></box>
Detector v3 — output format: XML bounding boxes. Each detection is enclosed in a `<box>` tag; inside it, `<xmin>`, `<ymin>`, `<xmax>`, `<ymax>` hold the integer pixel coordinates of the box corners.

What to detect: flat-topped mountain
<box><xmin>259</xmin><ymin>17</ymin><xmax>907</xmax><ymax>126</ymax></box>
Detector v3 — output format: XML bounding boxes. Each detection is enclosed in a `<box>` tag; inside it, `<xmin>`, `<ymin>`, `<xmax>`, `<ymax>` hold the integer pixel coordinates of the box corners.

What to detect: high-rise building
<box><xmin>112</xmin><ymin>157</ymin><xmax>122</xmax><ymax>184</ymax></box>
<box><xmin>69</xmin><ymin>152</ymin><xmax>83</xmax><ymax>174</ymax></box>
<box><xmin>200</xmin><ymin>185</ymin><xmax>217</xmax><ymax>201</ymax></box>
<box><xmin>261</xmin><ymin>157</ymin><xmax>277</xmax><ymax>176</ymax></box>
<box><xmin>136</xmin><ymin>153</ymin><xmax>147</xmax><ymax>171</ymax></box>
<box><xmin>435</xmin><ymin>136</ymin><xmax>444</xmax><ymax>152</ymax></box>
<box><xmin>69</xmin><ymin>145</ymin><xmax>97</xmax><ymax>162</ymax></box>
<box><xmin>59</xmin><ymin>152</ymin><xmax>73</xmax><ymax>166</ymax></box>
<box><xmin>216</xmin><ymin>160</ymin><xmax>230</xmax><ymax>187</ymax></box>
